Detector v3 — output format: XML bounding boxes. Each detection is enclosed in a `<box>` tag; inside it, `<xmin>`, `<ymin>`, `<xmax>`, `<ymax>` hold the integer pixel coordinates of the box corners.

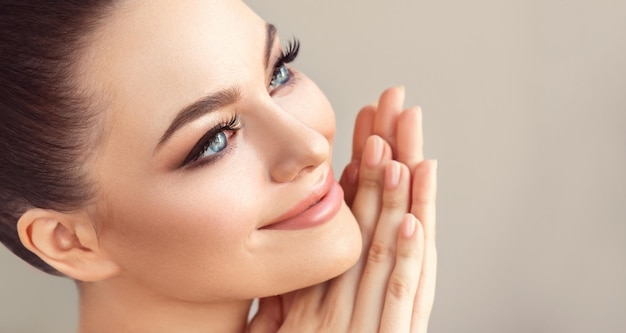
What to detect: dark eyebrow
<box><xmin>265</xmin><ymin>23</ymin><xmax>277</xmax><ymax>68</ymax></box>
<box><xmin>156</xmin><ymin>23</ymin><xmax>275</xmax><ymax>150</ymax></box>
<box><xmin>156</xmin><ymin>87</ymin><xmax>241</xmax><ymax>149</ymax></box>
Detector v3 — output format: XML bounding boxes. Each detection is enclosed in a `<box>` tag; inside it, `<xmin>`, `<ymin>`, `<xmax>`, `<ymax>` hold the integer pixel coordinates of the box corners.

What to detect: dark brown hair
<box><xmin>1</xmin><ymin>1</ymin><xmax>114</xmax><ymax>275</ymax></box>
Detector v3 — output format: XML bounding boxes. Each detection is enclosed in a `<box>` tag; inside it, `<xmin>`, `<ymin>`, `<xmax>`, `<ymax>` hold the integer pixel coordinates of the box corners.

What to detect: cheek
<box><xmin>97</xmin><ymin>167</ymin><xmax>263</xmax><ymax>300</ymax></box>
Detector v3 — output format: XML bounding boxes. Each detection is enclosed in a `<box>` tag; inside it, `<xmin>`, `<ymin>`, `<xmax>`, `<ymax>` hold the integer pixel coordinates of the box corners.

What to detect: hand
<box><xmin>339</xmin><ymin>87</ymin><xmax>437</xmax><ymax>332</ymax></box>
<box><xmin>249</xmin><ymin>137</ymin><xmax>437</xmax><ymax>332</ymax></box>
<box><xmin>340</xmin><ymin>86</ymin><xmax>424</xmax><ymax>206</ymax></box>
<box><xmin>248</xmin><ymin>87</ymin><xmax>437</xmax><ymax>332</ymax></box>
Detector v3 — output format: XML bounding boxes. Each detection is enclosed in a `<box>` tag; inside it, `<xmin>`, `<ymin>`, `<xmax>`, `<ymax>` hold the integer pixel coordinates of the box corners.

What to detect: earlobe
<box><xmin>17</xmin><ymin>208</ymin><xmax>121</xmax><ymax>281</ymax></box>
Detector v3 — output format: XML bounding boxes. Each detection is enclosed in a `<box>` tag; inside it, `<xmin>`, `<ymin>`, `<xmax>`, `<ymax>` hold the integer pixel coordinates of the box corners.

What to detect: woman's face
<box><xmin>77</xmin><ymin>0</ymin><xmax>361</xmax><ymax>301</ymax></box>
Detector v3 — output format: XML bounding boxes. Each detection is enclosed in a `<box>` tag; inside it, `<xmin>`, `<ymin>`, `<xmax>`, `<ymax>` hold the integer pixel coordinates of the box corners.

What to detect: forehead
<box><xmin>74</xmin><ymin>0</ymin><xmax>267</xmax><ymax>160</ymax></box>
<box><xmin>77</xmin><ymin>0</ymin><xmax>265</xmax><ymax>124</ymax></box>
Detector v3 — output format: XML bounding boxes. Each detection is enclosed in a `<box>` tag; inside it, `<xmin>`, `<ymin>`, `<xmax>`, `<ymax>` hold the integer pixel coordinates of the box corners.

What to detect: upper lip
<box><xmin>260</xmin><ymin>169</ymin><xmax>333</xmax><ymax>229</ymax></box>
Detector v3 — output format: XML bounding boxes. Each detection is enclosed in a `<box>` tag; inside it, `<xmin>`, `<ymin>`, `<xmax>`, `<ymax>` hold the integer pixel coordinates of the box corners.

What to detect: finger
<box><xmin>350</xmin><ymin>161</ymin><xmax>411</xmax><ymax>332</ymax></box>
<box><xmin>410</xmin><ymin>160</ymin><xmax>437</xmax><ymax>244</ymax></box>
<box><xmin>328</xmin><ymin>135</ymin><xmax>392</xmax><ymax>323</ymax></box>
<box><xmin>373</xmin><ymin>86</ymin><xmax>405</xmax><ymax>156</ymax></box>
<box><xmin>339</xmin><ymin>160</ymin><xmax>360</xmax><ymax>206</ymax></box>
<box><xmin>247</xmin><ymin>297</ymin><xmax>283</xmax><ymax>333</ymax></box>
<box><xmin>410</xmin><ymin>160</ymin><xmax>438</xmax><ymax>333</ymax></box>
<box><xmin>380</xmin><ymin>214</ymin><xmax>424</xmax><ymax>333</ymax></box>
<box><xmin>397</xmin><ymin>106</ymin><xmax>424</xmax><ymax>172</ymax></box>
<box><xmin>350</xmin><ymin>135</ymin><xmax>393</xmax><ymax>243</ymax></box>
<box><xmin>351</xmin><ymin>104</ymin><xmax>376</xmax><ymax>162</ymax></box>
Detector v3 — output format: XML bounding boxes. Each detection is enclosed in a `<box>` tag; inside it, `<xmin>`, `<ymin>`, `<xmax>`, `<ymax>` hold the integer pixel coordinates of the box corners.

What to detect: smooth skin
<box><xmin>249</xmin><ymin>87</ymin><xmax>438</xmax><ymax>332</ymax></box>
<box><xmin>14</xmin><ymin>0</ymin><xmax>436</xmax><ymax>331</ymax></box>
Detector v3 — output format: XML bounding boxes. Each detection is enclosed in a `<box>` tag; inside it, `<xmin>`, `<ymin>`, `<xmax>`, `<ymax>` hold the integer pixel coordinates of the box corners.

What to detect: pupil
<box><xmin>210</xmin><ymin>132</ymin><xmax>227</xmax><ymax>152</ymax></box>
<box><xmin>272</xmin><ymin>65</ymin><xmax>289</xmax><ymax>88</ymax></box>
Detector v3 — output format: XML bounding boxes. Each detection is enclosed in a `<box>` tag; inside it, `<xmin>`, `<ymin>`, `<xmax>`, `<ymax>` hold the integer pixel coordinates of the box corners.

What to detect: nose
<box><xmin>256</xmin><ymin>104</ymin><xmax>330</xmax><ymax>183</ymax></box>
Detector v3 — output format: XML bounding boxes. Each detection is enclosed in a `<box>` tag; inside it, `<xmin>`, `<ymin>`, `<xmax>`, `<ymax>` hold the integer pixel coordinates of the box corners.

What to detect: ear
<box><xmin>17</xmin><ymin>208</ymin><xmax>120</xmax><ymax>282</ymax></box>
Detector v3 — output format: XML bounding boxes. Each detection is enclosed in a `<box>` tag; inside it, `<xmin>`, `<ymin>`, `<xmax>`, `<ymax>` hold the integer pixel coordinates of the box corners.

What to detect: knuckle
<box><xmin>358</xmin><ymin>175</ymin><xmax>383</xmax><ymax>190</ymax></box>
<box><xmin>382</xmin><ymin>194</ymin><xmax>407</xmax><ymax>210</ymax></box>
<box><xmin>396</xmin><ymin>246</ymin><xmax>420</xmax><ymax>260</ymax></box>
<box><xmin>368</xmin><ymin>241</ymin><xmax>393</xmax><ymax>263</ymax></box>
<box><xmin>387</xmin><ymin>275</ymin><xmax>413</xmax><ymax>299</ymax></box>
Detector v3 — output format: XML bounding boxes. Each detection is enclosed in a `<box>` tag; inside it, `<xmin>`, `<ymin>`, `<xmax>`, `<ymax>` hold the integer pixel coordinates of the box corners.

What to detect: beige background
<box><xmin>2</xmin><ymin>0</ymin><xmax>625</xmax><ymax>332</ymax></box>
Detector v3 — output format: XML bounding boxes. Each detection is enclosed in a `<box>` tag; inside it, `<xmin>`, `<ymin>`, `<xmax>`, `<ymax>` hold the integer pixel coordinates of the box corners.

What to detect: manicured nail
<box><xmin>402</xmin><ymin>214</ymin><xmax>416</xmax><ymax>238</ymax></box>
<box><xmin>385</xmin><ymin>161</ymin><xmax>401</xmax><ymax>190</ymax></box>
<box><xmin>365</xmin><ymin>136</ymin><xmax>383</xmax><ymax>167</ymax></box>
<box><xmin>415</xmin><ymin>106</ymin><xmax>422</xmax><ymax>120</ymax></box>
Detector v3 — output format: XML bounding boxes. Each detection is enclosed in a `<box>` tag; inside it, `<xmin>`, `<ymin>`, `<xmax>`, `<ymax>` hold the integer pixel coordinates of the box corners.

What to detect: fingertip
<box><xmin>416</xmin><ymin>159</ymin><xmax>437</xmax><ymax>175</ymax></box>
<box><xmin>381</xmin><ymin>85</ymin><xmax>405</xmax><ymax>102</ymax></box>
<box><xmin>397</xmin><ymin>85</ymin><xmax>405</xmax><ymax>95</ymax></box>
<box><xmin>356</xmin><ymin>105</ymin><xmax>377</xmax><ymax>125</ymax></box>
<box><xmin>384</xmin><ymin>161</ymin><xmax>401</xmax><ymax>190</ymax></box>
<box><xmin>364</xmin><ymin>135</ymin><xmax>384</xmax><ymax>167</ymax></box>
<box><xmin>360</xmin><ymin>103</ymin><xmax>377</xmax><ymax>113</ymax></box>
<box><xmin>401</xmin><ymin>214</ymin><xmax>420</xmax><ymax>239</ymax></box>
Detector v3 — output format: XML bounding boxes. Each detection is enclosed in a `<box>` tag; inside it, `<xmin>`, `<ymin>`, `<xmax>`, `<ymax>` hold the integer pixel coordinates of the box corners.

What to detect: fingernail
<box><xmin>402</xmin><ymin>214</ymin><xmax>416</xmax><ymax>238</ymax></box>
<box><xmin>385</xmin><ymin>161</ymin><xmax>401</xmax><ymax>190</ymax></box>
<box><xmin>365</xmin><ymin>136</ymin><xmax>383</xmax><ymax>167</ymax></box>
<box><xmin>415</xmin><ymin>106</ymin><xmax>422</xmax><ymax>120</ymax></box>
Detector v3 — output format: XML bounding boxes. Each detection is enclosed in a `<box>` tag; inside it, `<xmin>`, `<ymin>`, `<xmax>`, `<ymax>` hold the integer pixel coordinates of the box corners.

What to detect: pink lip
<box><xmin>261</xmin><ymin>171</ymin><xmax>344</xmax><ymax>231</ymax></box>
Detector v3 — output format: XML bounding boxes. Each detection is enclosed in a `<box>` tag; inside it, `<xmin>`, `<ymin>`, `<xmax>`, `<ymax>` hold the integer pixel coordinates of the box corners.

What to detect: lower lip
<box><xmin>262</xmin><ymin>181</ymin><xmax>344</xmax><ymax>231</ymax></box>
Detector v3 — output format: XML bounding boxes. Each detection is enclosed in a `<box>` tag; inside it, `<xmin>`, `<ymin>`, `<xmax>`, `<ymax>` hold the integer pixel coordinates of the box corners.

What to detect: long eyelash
<box><xmin>279</xmin><ymin>38</ymin><xmax>300</xmax><ymax>64</ymax></box>
<box><xmin>271</xmin><ymin>38</ymin><xmax>300</xmax><ymax>89</ymax></box>
<box><xmin>182</xmin><ymin>114</ymin><xmax>241</xmax><ymax>167</ymax></box>
<box><xmin>272</xmin><ymin>38</ymin><xmax>300</xmax><ymax>73</ymax></box>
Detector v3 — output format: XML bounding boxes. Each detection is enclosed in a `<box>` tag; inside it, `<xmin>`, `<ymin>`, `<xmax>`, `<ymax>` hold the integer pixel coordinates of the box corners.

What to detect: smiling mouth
<box><xmin>260</xmin><ymin>170</ymin><xmax>344</xmax><ymax>231</ymax></box>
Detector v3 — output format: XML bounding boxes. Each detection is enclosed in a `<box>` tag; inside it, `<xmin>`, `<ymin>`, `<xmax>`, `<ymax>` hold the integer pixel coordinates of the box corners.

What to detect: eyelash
<box><xmin>270</xmin><ymin>38</ymin><xmax>300</xmax><ymax>90</ymax></box>
<box><xmin>183</xmin><ymin>39</ymin><xmax>301</xmax><ymax>168</ymax></box>
<box><xmin>182</xmin><ymin>114</ymin><xmax>242</xmax><ymax>167</ymax></box>
<box><xmin>278</xmin><ymin>38</ymin><xmax>300</xmax><ymax>66</ymax></box>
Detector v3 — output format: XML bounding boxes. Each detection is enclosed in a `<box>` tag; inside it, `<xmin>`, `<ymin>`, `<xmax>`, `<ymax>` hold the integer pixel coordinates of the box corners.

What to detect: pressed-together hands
<box><xmin>248</xmin><ymin>87</ymin><xmax>437</xmax><ymax>332</ymax></box>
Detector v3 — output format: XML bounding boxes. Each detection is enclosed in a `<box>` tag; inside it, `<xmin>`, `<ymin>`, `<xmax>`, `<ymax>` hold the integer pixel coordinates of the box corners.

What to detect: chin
<box><xmin>289</xmin><ymin>203</ymin><xmax>363</xmax><ymax>291</ymax></box>
<box><xmin>325</xmin><ymin>203</ymin><xmax>363</xmax><ymax>276</ymax></box>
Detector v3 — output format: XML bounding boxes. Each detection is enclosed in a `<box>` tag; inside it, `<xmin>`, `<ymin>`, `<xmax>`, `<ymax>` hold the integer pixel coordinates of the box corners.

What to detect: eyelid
<box><xmin>181</xmin><ymin>114</ymin><xmax>241</xmax><ymax>168</ymax></box>
<box><xmin>268</xmin><ymin>38</ymin><xmax>300</xmax><ymax>91</ymax></box>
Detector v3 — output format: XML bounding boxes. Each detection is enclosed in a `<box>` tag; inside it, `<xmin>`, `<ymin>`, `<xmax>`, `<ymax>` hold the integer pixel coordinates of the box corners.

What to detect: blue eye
<box><xmin>182</xmin><ymin>115</ymin><xmax>241</xmax><ymax>167</ymax></box>
<box><xmin>198</xmin><ymin>131</ymin><xmax>228</xmax><ymax>159</ymax></box>
<box><xmin>268</xmin><ymin>38</ymin><xmax>299</xmax><ymax>92</ymax></box>
<box><xmin>270</xmin><ymin>64</ymin><xmax>290</xmax><ymax>90</ymax></box>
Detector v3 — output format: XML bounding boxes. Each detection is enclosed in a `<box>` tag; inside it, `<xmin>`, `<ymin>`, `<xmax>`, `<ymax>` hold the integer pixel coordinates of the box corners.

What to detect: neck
<box><xmin>77</xmin><ymin>278</ymin><xmax>252</xmax><ymax>333</ymax></box>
